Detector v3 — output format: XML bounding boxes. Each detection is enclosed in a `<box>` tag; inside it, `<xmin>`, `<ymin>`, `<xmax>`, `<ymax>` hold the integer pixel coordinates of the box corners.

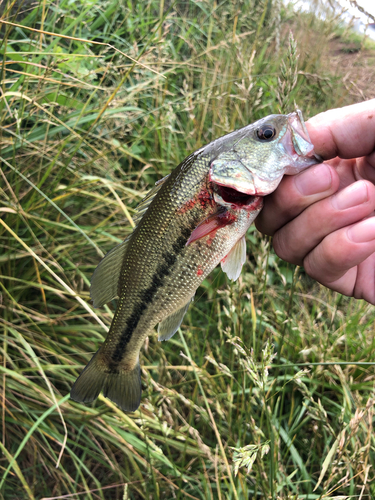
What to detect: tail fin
<box><xmin>70</xmin><ymin>351</ymin><xmax>142</xmax><ymax>412</ymax></box>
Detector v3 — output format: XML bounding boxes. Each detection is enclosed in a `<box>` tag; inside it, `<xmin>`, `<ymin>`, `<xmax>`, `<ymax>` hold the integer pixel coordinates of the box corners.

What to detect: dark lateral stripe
<box><xmin>110</xmin><ymin>226</ymin><xmax>192</xmax><ymax>364</ymax></box>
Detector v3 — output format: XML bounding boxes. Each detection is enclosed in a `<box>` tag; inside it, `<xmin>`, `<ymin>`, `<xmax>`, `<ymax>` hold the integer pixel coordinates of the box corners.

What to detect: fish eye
<box><xmin>256</xmin><ymin>125</ymin><xmax>277</xmax><ymax>141</ymax></box>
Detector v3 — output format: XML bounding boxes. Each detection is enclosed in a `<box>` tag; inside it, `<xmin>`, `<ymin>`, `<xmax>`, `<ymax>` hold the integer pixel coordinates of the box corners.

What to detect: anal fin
<box><xmin>158</xmin><ymin>296</ymin><xmax>194</xmax><ymax>341</ymax></box>
<box><xmin>221</xmin><ymin>235</ymin><xmax>246</xmax><ymax>281</ymax></box>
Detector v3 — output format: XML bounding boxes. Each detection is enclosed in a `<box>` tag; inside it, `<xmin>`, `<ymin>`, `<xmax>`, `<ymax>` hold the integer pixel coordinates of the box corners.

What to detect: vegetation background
<box><xmin>1</xmin><ymin>0</ymin><xmax>375</xmax><ymax>498</ymax></box>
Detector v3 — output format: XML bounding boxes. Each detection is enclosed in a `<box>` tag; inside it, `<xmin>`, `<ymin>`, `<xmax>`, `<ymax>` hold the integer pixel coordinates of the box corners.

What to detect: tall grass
<box><xmin>0</xmin><ymin>0</ymin><xmax>374</xmax><ymax>498</ymax></box>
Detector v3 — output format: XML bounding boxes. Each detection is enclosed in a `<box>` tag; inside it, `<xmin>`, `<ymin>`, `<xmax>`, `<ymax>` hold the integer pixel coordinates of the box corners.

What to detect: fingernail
<box><xmin>332</xmin><ymin>181</ymin><xmax>368</xmax><ymax>211</ymax></box>
<box><xmin>295</xmin><ymin>164</ymin><xmax>332</xmax><ymax>196</ymax></box>
<box><xmin>348</xmin><ymin>218</ymin><xmax>375</xmax><ymax>243</ymax></box>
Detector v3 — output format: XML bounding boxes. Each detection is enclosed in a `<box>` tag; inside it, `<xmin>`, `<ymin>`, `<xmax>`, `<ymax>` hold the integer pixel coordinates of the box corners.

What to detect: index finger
<box><xmin>306</xmin><ymin>99</ymin><xmax>375</xmax><ymax>160</ymax></box>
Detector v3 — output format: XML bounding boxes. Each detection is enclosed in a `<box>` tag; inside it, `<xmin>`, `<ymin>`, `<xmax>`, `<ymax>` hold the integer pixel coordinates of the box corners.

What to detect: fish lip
<box><xmin>211</xmin><ymin>178</ymin><xmax>256</xmax><ymax>196</ymax></box>
<box><xmin>211</xmin><ymin>174</ymin><xmax>282</xmax><ymax>197</ymax></box>
<box><xmin>277</xmin><ymin>111</ymin><xmax>322</xmax><ymax>175</ymax></box>
<box><xmin>212</xmin><ymin>182</ymin><xmax>263</xmax><ymax>209</ymax></box>
<box><xmin>209</xmin><ymin>166</ymin><xmax>271</xmax><ymax>196</ymax></box>
<box><xmin>287</xmin><ymin>110</ymin><xmax>322</xmax><ymax>163</ymax></box>
<box><xmin>281</xmin><ymin>128</ymin><xmax>318</xmax><ymax>163</ymax></box>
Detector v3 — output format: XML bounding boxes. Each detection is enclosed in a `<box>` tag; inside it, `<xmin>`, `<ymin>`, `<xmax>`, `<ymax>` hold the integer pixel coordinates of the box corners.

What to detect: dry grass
<box><xmin>0</xmin><ymin>0</ymin><xmax>374</xmax><ymax>499</ymax></box>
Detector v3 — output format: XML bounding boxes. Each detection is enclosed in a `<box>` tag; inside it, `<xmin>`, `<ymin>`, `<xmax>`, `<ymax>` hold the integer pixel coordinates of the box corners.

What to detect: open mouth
<box><xmin>214</xmin><ymin>184</ymin><xmax>257</xmax><ymax>207</ymax></box>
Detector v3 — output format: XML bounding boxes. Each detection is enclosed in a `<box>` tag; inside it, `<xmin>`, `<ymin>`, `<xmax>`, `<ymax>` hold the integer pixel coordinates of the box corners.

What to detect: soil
<box><xmin>328</xmin><ymin>35</ymin><xmax>375</xmax><ymax>100</ymax></box>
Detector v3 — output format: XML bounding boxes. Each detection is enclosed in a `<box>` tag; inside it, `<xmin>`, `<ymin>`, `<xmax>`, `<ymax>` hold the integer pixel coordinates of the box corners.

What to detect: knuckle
<box><xmin>254</xmin><ymin>214</ymin><xmax>274</xmax><ymax>236</ymax></box>
<box><xmin>303</xmin><ymin>253</ymin><xmax>320</xmax><ymax>280</ymax></box>
<box><xmin>273</xmin><ymin>231</ymin><xmax>301</xmax><ymax>265</ymax></box>
<box><xmin>303</xmin><ymin>238</ymin><xmax>349</xmax><ymax>282</ymax></box>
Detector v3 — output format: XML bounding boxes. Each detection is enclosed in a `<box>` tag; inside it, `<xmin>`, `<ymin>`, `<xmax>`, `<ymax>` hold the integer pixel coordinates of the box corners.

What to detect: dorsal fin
<box><xmin>90</xmin><ymin>239</ymin><xmax>129</xmax><ymax>308</ymax></box>
<box><xmin>90</xmin><ymin>174</ymin><xmax>170</xmax><ymax>308</ymax></box>
<box><xmin>133</xmin><ymin>174</ymin><xmax>170</xmax><ymax>226</ymax></box>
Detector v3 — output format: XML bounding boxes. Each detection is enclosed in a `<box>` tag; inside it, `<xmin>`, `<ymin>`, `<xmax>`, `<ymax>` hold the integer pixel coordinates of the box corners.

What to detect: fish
<box><xmin>70</xmin><ymin>109</ymin><xmax>320</xmax><ymax>412</ymax></box>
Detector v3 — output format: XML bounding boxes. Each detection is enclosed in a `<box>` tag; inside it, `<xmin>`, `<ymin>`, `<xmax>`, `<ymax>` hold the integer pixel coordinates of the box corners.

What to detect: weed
<box><xmin>0</xmin><ymin>0</ymin><xmax>374</xmax><ymax>499</ymax></box>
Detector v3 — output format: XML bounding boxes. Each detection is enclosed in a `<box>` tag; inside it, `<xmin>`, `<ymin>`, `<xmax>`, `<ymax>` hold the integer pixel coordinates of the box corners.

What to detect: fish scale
<box><xmin>71</xmin><ymin>110</ymin><xmax>321</xmax><ymax>412</ymax></box>
<box><xmin>106</xmin><ymin>156</ymin><xmax>218</xmax><ymax>360</ymax></box>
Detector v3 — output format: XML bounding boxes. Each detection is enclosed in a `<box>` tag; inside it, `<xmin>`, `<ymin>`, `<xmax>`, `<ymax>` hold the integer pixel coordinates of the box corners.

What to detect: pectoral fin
<box><xmin>221</xmin><ymin>236</ymin><xmax>246</xmax><ymax>281</ymax></box>
<box><xmin>158</xmin><ymin>296</ymin><xmax>194</xmax><ymax>341</ymax></box>
<box><xmin>186</xmin><ymin>207</ymin><xmax>231</xmax><ymax>245</ymax></box>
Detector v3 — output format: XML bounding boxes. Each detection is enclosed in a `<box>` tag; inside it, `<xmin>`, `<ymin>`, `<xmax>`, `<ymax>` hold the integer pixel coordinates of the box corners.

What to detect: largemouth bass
<box><xmin>71</xmin><ymin>110</ymin><xmax>320</xmax><ymax>412</ymax></box>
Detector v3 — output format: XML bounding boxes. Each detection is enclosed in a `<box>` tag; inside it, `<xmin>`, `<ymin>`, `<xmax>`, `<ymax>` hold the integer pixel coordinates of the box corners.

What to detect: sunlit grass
<box><xmin>0</xmin><ymin>0</ymin><xmax>374</xmax><ymax>498</ymax></box>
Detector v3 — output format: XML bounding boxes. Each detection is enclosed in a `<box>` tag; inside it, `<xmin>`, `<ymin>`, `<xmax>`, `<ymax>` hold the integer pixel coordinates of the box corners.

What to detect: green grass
<box><xmin>1</xmin><ymin>0</ymin><xmax>375</xmax><ymax>498</ymax></box>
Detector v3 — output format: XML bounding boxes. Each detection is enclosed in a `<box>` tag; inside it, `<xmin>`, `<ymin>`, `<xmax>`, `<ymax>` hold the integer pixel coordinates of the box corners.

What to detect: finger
<box><xmin>352</xmin><ymin>253</ymin><xmax>375</xmax><ymax>303</ymax></box>
<box><xmin>303</xmin><ymin>218</ymin><xmax>375</xmax><ymax>303</ymax></box>
<box><xmin>356</xmin><ymin>150</ymin><xmax>375</xmax><ymax>184</ymax></box>
<box><xmin>272</xmin><ymin>180</ymin><xmax>375</xmax><ymax>265</ymax></box>
<box><xmin>307</xmin><ymin>99</ymin><xmax>375</xmax><ymax>160</ymax></box>
<box><xmin>256</xmin><ymin>163</ymin><xmax>339</xmax><ymax>236</ymax></box>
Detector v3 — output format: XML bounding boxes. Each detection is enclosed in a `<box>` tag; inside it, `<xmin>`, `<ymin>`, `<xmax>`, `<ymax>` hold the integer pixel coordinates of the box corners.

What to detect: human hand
<box><xmin>255</xmin><ymin>99</ymin><xmax>375</xmax><ymax>304</ymax></box>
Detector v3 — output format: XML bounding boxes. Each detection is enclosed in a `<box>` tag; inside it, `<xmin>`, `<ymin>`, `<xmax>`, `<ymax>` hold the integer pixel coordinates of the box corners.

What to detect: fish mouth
<box><xmin>213</xmin><ymin>183</ymin><xmax>262</xmax><ymax>210</ymax></box>
<box><xmin>284</xmin><ymin>110</ymin><xmax>323</xmax><ymax>164</ymax></box>
<box><xmin>209</xmin><ymin>109</ymin><xmax>322</xmax><ymax>199</ymax></box>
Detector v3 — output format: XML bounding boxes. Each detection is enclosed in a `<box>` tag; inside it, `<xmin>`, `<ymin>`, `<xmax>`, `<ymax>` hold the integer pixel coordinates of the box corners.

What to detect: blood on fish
<box><xmin>198</xmin><ymin>188</ymin><xmax>213</xmax><ymax>209</ymax></box>
<box><xmin>178</xmin><ymin>187</ymin><xmax>214</xmax><ymax>214</ymax></box>
<box><xmin>218</xmin><ymin>210</ymin><xmax>237</xmax><ymax>227</ymax></box>
<box><xmin>197</xmin><ymin>268</ymin><xmax>203</xmax><ymax>276</ymax></box>
<box><xmin>177</xmin><ymin>198</ymin><xmax>196</xmax><ymax>214</ymax></box>
<box><xmin>187</xmin><ymin>208</ymin><xmax>237</xmax><ymax>245</ymax></box>
<box><xmin>206</xmin><ymin>234</ymin><xmax>215</xmax><ymax>246</ymax></box>
<box><xmin>245</xmin><ymin>196</ymin><xmax>263</xmax><ymax>212</ymax></box>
